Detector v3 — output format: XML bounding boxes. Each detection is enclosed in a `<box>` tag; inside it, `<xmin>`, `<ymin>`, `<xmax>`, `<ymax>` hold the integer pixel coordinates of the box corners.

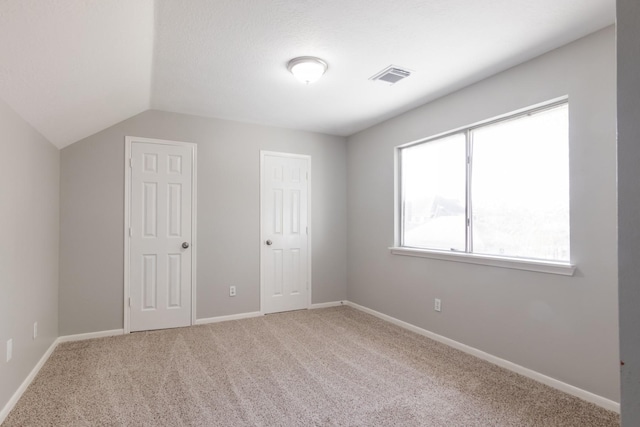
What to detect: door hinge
<box><xmin>306</xmin><ymin>226</ymin><xmax>308</xmax><ymax>235</ymax></box>
<box><xmin>129</xmin><ymin>227</ymin><xmax>133</xmax><ymax>237</ymax></box>
<box><xmin>128</xmin><ymin>297</ymin><xmax>131</xmax><ymax>307</ymax></box>
<box><xmin>129</xmin><ymin>158</ymin><xmax>132</xmax><ymax>168</ymax></box>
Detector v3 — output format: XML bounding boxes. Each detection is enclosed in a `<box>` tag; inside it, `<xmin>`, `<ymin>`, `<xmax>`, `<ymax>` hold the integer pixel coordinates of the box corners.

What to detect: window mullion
<box><xmin>466</xmin><ymin>129</ymin><xmax>473</xmax><ymax>254</ymax></box>
<box><xmin>396</xmin><ymin>99</ymin><xmax>568</xmax><ymax>262</ymax></box>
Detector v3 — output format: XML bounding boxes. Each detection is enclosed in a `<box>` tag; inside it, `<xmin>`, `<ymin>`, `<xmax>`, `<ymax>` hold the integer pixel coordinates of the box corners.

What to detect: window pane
<box><xmin>402</xmin><ymin>133</ymin><xmax>466</xmax><ymax>251</ymax></box>
<box><xmin>471</xmin><ymin>104</ymin><xmax>569</xmax><ymax>261</ymax></box>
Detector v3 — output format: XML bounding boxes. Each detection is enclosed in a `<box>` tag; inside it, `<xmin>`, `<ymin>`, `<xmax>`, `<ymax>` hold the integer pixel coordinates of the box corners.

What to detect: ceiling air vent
<box><xmin>370</xmin><ymin>65</ymin><xmax>412</xmax><ymax>85</ymax></box>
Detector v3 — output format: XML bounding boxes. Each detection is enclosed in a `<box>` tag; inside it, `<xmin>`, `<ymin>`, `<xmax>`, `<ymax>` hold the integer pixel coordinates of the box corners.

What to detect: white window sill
<box><xmin>389</xmin><ymin>247</ymin><xmax>576</xmax><ymax>276</ymax></box>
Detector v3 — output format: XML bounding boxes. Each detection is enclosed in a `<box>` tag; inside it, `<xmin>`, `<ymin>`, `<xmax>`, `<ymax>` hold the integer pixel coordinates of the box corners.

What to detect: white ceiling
<box><xmin>0</xmin><ymin>0</ymin><xmax>614</xmax><ymax>149</ymax></box>
<box><xmin>0</xmin><ymin>0</ymin><xmax>154</xmax><ymax>148</ymax></box>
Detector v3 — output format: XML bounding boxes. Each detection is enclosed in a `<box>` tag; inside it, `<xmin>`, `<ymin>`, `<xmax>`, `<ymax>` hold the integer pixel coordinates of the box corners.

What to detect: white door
<box><xmin>128</xmin><ymin>139</ymin><xmax>195</xmax><ymax>332</ymax></box>
<box><xmin>261</xmin><ymin>152</ymin><xmax>310</xmax><ymax>314</ymax></box>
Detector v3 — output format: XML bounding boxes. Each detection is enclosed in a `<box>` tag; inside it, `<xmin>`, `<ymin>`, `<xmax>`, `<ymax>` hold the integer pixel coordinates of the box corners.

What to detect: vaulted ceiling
<box><xmin>0</xmin><ymin>0</ymin><xmax>615</xmax><ymax>149</ymax></box>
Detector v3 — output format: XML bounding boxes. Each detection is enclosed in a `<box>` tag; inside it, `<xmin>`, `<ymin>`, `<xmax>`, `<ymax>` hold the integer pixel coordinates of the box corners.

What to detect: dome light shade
<box><xmin>287</xmin><ymin>57</ymin><xmax>328</xmax><ymax>84</ymax></box>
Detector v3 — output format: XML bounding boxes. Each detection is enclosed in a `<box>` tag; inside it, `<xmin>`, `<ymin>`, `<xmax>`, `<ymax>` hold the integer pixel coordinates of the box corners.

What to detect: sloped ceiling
<box><xmin>0</xmin><ymin>0</ymin><xmax>154</xmax><ymax>148</ymax></box>
<box><xmin>0</xmin><ymin>0</ymin><xmax>614</xmax><ymax>149</ymax></box>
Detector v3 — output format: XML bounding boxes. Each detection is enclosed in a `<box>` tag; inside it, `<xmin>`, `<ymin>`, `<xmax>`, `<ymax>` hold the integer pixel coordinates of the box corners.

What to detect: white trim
<box><xmin>389</xmin><ymin>247</ymin><xmax>576</xmax><ymax>276</ymax></box>
<box><xmin>393</xmin><ymin>97</ymin><xmax>574</xmax><ymax>277</ymax></box>
<box><xmin>0</xmin><ymin>328</ymin><xmax>130</xmax><ymax>423</ymax></box>
<box><xmin>259</xmin><ymin>151</ymin><xmax>312</xmax><ymax>314</ymax></box>
<box><xmin>57</xmin><ymin>329</ymin><xmax>124</xmax><ymax>343</ymax></box>
<box><xmin>0</xmin><ymin>340</ymin><xmax>57</xmax><ymax>424</ymax></box>
<box><xmin>309</xmin><ymin>301</ymin><xmax>346</xmax><ymax>309</ymax></box>
<box><xmin>124</xmin><ymin>136</ymin><xmax>198</xmax><ymax>333</ymax></box>
<box><xmin>190</xmin><ymin>144</ymin><xmax>198</xmax><ymax>325</ymax></box>
<box><xmin>345</xmin><ymin>301</ymin><xmax>619</xmax><ymax>413</ymax></box>
<box><xmin>124</xmin><ymin>139</ymin><xmax>132</xmax><ymax>334</ymax></box>
<box><xmin>195</xmin><ymin>312</ymin><xmax>263</xmax><ymax>325</ymax></box>
<box><xmin>0</xmin><ymin>306</ymin><xmax>618</xmax><ymax>422</ymax></box>
<box><xmin>260</xmin><ymin>151</ymin><xmax>264</xmax><ymax>315</ymax></box>
<box><xmin>397</xmin><ymin>97</ymin><xmax>570</xmax><ymax>150</ymax></box>
<box><xmin>393</xmin><ymin>148</ymin><xmax>402</xmax><ymax>246</ymax></box>
<box><xmin>308</xmin><ymin>158</ymin><xmax>313</xmax><ymax>310</ymax></box>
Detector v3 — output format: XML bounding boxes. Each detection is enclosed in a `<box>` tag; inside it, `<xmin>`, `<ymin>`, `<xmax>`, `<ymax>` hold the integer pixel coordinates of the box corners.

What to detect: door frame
<box><xmin>259</xmin><ymin>151</ymin><xmax>312</xmax><ymax>314</ymax></box>
<box><xmin>123</xmin><ymin>136</ymin><xmax>198</xmax><ymax>333</ymax></box>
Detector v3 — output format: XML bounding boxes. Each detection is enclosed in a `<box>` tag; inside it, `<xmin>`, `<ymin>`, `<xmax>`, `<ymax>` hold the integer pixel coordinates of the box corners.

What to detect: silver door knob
<box><xmin>266</xmin><ymin>240</ymin><xmax>273</xmax><ymax>246</ymax></box>
<box><xmin>182</xmin><ymin>242</ymin><xmax>190</xmax><ymax>249</ymax></box>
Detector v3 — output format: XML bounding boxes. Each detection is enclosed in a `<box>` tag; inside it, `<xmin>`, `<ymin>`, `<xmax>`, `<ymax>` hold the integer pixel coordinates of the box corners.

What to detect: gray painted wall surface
<box><xmin>59</xmin><ymin>111</ymin><xmax>347</xmax><ymax>335</ymax></box>
<box><xmin>347</xmin><ymin>27</ymin><xmax>619</xmax><ymax>401</ymax></box>
<box><xmin>0</xmin><ymin>98</ymin><xmax>59</xmax><ymax>412</ymax></box>
<box><xmin>617</xmin><ymin>1</ymin><xmax>640</xmax><ymax>424</ymax></box>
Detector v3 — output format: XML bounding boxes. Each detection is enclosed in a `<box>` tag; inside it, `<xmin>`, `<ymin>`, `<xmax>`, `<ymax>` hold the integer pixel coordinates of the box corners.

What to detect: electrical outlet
<box><xmin>434</xmin><ymin>298</ymin><xmax>442</xmax><ymax>312</ymax></box>
<box><xmin>6</xmin><ymin>339</ymin><xmax>12</xmax><ymax>362</ymax></box>
<box><xmin>229</xmin><ymin>286</ymin><xmax>236</xmax><ymax>297</ymax></box>
<box><xmin>33</xmin><ymin>321</ymin><xmax>38</xmax><ymax>339</ymax></box>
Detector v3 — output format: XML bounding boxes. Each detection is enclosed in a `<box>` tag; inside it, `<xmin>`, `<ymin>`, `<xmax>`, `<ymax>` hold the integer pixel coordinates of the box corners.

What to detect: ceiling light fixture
<box><xmin>287</xmin><ymin>56</ymin><xmax>328</xmax><ymax>84</ymax></box>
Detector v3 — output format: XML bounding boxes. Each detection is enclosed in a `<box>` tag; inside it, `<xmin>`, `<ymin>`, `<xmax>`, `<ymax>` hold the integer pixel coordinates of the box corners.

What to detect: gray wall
<box><xmin>347</xmin><ymin>27</ymin><xmax>619</xmax><ymax>401</ymax></box>
<box><xmin>617</xmin><ymin>0</ymin><xmax>640</xmax><ymax>424</ymax></box>
<box><xmin>0</xmin><ymin>98</ymin><xmax>59</xmax><ymax>412</ymax></box>
<box><xmin>59</xmin><ymin>110</ymin><xmax>347</xmax><ymax>335</ymax></box>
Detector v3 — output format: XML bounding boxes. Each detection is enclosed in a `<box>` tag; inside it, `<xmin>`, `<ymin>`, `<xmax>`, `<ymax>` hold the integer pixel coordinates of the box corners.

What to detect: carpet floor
<box><xmin>3</xmin><ymin>306</ymin><xmax>619</xmax><ymax>426</ymax></box>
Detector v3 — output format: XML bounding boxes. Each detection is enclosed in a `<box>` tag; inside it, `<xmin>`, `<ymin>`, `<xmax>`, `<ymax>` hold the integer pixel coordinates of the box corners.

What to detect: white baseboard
<box><xmin>1</xmin><ymin>328</ymin><xmax>126</xmax><ymax>423</ymax></box>
<box><xmin>0</xmin><ymin>339</ymin><xmax>58</xmax><ymax>424</ymax></box>
<box><xmin>345</xmin><ymin>301</ymin><xmax>620</xmax><ymax>413</ymax></box>
<box><xmin>309</xmin><ymin>301</ymin><xmax>346</xmax><ymax>309</ymax></box>
<box><xmin>1</xmin><ymin>305</ymin><xmax>619</xmax><ymax>422</ymax></box>
<box><xmin>195</xmin><ymin>311</ymin><xmax>263</xmax><ymax>325</ymax></box>
<box><xmin>195</xmin><ymin>304</ymin><xmax>345</xmax><ymax>324</ymax></box>
<box><xmin>57</xmin><ymin>329</ymin><xmax>124</xmax><ymax>343</ymax></box>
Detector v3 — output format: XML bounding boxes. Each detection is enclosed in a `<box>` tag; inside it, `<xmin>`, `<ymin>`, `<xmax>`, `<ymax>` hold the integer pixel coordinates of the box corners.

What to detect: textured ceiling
<box><xmin>0</xmin><ymin>0</ymin><xmax>615</xmax><ymax>148</ymax></box>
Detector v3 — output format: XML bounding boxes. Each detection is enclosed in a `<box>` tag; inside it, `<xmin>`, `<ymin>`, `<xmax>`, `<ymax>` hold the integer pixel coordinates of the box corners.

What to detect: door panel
<box><xmin>261</xmin><ymin>153</ymin><xmax>310</xmax><ymax>314</ymax></box>
<box><xmin>130</xmin><ymin>141</ymin><xmax>193</xmax><ymax>331</ymax></box>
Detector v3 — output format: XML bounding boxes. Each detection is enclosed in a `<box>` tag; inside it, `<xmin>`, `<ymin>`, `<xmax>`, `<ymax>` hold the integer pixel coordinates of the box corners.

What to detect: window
<box><xmin>395</xmin><ymin>100</ymin><xmax>572</xmax><ymax>273</ymax></box>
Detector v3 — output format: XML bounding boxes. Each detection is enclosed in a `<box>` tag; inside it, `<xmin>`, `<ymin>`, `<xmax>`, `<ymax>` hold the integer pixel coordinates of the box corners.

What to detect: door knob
<box><xmin>182</xmin><ymin>242</ymin><xmax>190</xmax><ymax>249</ymax></box>
<box><xmin>266</xmin><ymin>240</ymin><xmax>273</xmax><ymax>246</ymax></box>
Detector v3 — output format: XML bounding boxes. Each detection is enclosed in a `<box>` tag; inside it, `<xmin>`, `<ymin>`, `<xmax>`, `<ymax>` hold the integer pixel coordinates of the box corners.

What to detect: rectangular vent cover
<box><xmin>370</xmin><ymin>66</ymin><xmax>412</xmax><ymax>85</ymax></box>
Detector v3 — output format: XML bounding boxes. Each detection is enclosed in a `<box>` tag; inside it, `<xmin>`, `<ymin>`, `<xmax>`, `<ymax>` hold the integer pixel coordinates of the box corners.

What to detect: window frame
<box><xmin>391</xmin><ymin>97</ymin><xmax>575</xmax><ymax>276</ymax></box>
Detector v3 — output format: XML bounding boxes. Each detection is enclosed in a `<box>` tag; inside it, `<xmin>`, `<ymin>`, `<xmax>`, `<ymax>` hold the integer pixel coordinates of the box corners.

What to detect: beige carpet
<box><xmin>3</xmin><ymin>306</ymin><xmax>618</xmax><ymax>426</ymax></box>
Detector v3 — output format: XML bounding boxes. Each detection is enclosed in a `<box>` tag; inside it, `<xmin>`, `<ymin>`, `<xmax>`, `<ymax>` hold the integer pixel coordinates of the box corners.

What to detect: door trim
<box><xmin>123</xmin><ymin>136</ymin><xmax>198</xmax><ymax>333</ymax></box>
<box><xmin>259</xmin><ymin>151</ymin><xmax>312</xmax><ymax>314</ymax></box>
